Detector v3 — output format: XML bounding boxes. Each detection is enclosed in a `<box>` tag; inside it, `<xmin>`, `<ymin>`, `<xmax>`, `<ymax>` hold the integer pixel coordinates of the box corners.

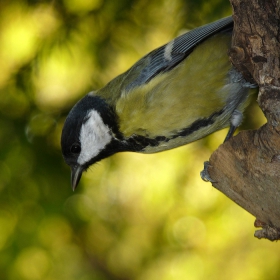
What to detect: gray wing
<box><xmin>125</xmin><ymin>16</ymin><xmax>233</xmax><ymax>91</ymax></box>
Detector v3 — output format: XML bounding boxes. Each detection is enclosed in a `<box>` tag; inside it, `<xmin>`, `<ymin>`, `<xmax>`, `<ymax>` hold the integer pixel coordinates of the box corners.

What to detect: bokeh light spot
<box><xmin>14</xmin><ymin>247</ymin><xmax>51</xmax><ymax>280</ymax></box>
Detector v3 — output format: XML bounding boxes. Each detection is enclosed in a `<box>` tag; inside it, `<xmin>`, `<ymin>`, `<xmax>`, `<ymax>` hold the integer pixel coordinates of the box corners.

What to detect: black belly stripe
<box><xmin>84</xmin><ymin>109</ymin><xmax>225</xmax><ymax>169</ymax></box>
<box><xmin>173</xmin><ymin>109</ymin><xmax>224</xmax><ymax>138</ymax></box>
<box><xmin>126</xmin><ymin>109</ymin><xmax>224</xmax><ymax>151</ymax></box>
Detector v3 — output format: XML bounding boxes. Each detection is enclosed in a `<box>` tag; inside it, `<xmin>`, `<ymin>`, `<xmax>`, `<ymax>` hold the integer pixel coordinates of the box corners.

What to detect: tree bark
<box><xmin>206</xmin><ymin>0</ymin><xmax>280</xmax><ymax>241</ymax></box>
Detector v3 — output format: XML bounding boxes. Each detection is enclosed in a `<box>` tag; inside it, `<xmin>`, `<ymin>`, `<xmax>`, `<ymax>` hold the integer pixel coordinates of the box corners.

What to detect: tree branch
<box><xmin>206</xmin><ymin>0</ymin><xmax>280</xmax><ymax>241</ymax></box>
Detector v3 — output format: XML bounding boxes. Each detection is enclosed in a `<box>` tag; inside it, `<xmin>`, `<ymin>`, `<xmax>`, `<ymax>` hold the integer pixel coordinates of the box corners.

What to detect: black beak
<box><xmin>71</xmin><ymin>165</ymin><xmax>83</xmax><ymax>191</ymax></box>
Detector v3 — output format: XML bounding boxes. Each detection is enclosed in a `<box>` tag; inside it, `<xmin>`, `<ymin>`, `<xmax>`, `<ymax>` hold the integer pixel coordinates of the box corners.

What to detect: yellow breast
<box><xmin>116</xmin><ymin>33</ymin><xmax>232</xmax><ymax>139</ymax></box>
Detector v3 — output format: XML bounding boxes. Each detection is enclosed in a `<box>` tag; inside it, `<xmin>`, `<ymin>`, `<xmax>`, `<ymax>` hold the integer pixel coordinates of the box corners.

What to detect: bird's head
<box><xmin>61</xmin><ymin>93</ymin><xmax>125</xmax><ymax>190</ymax></box>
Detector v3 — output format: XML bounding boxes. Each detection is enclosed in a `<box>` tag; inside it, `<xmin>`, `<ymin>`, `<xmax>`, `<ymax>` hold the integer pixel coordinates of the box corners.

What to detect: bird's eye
<box><xmin>70</xmin><ymin>144</ymin><xmax>81</xmax><ymax>154</ymax></box>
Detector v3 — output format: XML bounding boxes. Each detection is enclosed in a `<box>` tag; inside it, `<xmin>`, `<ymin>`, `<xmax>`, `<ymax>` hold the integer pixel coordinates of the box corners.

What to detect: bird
<box><xmin>61</xmin><ymin>16</ymin><xmax>255</xmax><ymax>191</ymax></box>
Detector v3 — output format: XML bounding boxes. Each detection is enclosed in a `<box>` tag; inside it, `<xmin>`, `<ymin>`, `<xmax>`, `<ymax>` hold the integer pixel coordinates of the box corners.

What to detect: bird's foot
<box><xmin>200</xmin><ymin>161</ymin><xmax>216</xmax><ymax>183</ymax></box>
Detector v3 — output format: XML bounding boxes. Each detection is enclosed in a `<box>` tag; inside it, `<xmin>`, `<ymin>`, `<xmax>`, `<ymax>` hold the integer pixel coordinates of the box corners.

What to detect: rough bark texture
<box><xmin>206</xmin><ymin>0</ymin><xmax>280</xmax><ymax>240</ymax></box>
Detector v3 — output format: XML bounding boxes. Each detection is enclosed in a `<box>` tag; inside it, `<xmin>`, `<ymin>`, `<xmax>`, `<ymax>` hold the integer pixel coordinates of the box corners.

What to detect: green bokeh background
<box><xmin>0</xmin><ymin>0</ymin><xmax>278</xmax><ymax>279</ymax></box>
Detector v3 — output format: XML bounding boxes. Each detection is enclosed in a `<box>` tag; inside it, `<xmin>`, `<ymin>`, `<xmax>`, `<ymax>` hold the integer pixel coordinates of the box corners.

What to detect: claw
<box><xmin>200</xmin><ymin>161</ymin><xmax>217</xmax><ymax>183</ymax></box>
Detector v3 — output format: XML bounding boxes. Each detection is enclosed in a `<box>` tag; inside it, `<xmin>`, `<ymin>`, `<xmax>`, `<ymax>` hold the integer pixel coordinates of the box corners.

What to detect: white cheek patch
<box><xmin>78</xmin><ymin>110</ymin><xmax>112</xmax><ymax>165</ymax></box>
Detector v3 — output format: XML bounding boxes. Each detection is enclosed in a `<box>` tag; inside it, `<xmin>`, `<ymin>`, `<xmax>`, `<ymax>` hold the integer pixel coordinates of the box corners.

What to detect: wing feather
<box><xmin>125</xmin><ymin>16</ymin><xmax>233</xmax><ymax>91</ymax></box>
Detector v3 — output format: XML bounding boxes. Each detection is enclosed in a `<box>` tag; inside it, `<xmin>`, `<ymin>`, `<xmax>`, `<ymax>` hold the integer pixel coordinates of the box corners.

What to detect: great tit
<box><xmin>61</xmin><ymin>16</ymin><xmax>255</xmax><ymax>190</ymax></box>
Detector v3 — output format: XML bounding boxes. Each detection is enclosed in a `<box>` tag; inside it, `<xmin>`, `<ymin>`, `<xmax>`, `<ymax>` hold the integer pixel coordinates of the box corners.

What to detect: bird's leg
<box><xmin>223</xmin><ymin>109</ymin><xmax>243</xmax><ymax>142</ymax></box>
<box><xmin>200</xmin><ymin>109</ymin><xmax>243</xmax><ymax>182</ymax></box>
